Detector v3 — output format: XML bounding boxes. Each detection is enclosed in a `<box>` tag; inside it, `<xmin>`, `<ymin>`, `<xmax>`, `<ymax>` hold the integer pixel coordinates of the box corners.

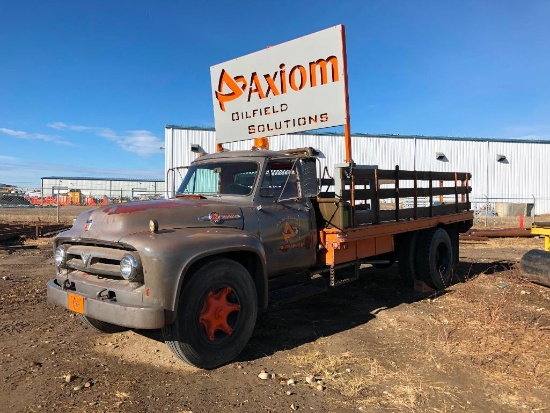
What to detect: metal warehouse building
<box><xmin>165</xmin><ymin>126</ymin><xmax>550</xmax><ymax>214</ymax></box>
<box><xmin>41</xmin><ymin>177</ymin><xmax>165</xmax><ymax>201</ymax></box>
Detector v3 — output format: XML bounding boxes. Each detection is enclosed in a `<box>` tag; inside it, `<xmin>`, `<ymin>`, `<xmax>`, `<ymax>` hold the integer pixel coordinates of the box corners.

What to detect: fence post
<box><xmin>484</xmin><ymin>194</ymin><xmax>488</xmax><ymax>227</ymax></box>
<box><xmin>532</xmin><ymin>194</ymin><xmax>536</xmax><ymax>225</ymax></box>
<box><xmin>56</xmin><ymin>192</ymin><xmax>60</xmax><ymax>223</ymax></box>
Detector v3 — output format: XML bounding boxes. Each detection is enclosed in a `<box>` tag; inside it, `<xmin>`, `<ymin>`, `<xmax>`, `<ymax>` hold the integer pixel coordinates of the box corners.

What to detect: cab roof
<box><xmin>194</xmin><ymin>148</ymin><xmax>316</xmax><ymax>163</ymax></box>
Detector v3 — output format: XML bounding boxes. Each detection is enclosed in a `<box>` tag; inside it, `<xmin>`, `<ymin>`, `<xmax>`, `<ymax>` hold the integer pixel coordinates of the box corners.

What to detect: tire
<box><xmin>521</xmin><ymin>249</ymin><xmax>550</xmax><ymax>287</ymax></box>
<box><xmin>415</xmin><ymin>228</ymin><xmax>454</xmax><ymax>291</ymax></box>
<box><xmin>162</xmin><ymin>258</ymin><xmax>257</xmax><ymax>369</ymax></box>
<box><xmin>397</xmin><ymin>231</ymin><xmax>419</xmax><ymax>287</ymax></box>
<box><xmin>446</xmin><ymin>227</ymin><xmax>459</xmax><ymax>267</ymax></box>
<box><xmin>80</xmin><ymin>315</ymin><xmax>128</xmax><ymax>334</ymax></box>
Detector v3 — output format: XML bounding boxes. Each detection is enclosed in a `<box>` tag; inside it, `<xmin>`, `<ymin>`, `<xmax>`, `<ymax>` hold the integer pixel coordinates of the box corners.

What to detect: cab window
<box><xmin>260</xmin><ymin>159</ymin><xmax>299</xmax><ymax>199</ymax></box>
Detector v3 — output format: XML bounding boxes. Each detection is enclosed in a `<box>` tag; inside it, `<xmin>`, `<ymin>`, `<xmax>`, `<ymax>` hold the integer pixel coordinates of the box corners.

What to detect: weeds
<box><xmin>287</xmin><ymin>349</ymin><xmax>430</xmax><ymax>409</ymax></box>
<box><xmin>427</xmin><ymin>264</ymin><xmax>549</xmax><ymax>388</ymax></box>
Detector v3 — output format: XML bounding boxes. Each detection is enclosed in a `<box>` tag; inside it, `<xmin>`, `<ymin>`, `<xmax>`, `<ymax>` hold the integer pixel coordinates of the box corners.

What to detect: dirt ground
<box><xmin>0</xmin><ymin>233</ymin><xmax>547</xmax><ymax>413</ymax></box>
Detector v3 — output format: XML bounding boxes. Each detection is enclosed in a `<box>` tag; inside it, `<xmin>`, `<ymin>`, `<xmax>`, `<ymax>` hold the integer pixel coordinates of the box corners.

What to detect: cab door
<box><xmin>256</xmin><ymin>158</ymin><xmax>317</xmax><ymax>276</ymax></box>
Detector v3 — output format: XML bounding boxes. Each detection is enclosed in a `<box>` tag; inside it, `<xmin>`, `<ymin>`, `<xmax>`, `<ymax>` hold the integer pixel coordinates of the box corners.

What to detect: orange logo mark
<box><xmin>282</xmin><ymin>221</ymin><xmax>298</xmax><ymax>243</ymax></box>
<box><xmin>215</xmin><ymin>69</ymin><xmax>247</xmax><ymax>112</ymax></box>
<box><xmin>215</xmin><ymin>56</ymin><xmax>340</xmax><ymax>112</ymax></box>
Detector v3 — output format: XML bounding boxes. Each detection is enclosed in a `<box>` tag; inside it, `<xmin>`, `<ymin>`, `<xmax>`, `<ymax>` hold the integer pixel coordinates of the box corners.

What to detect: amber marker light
<box><xmin>253</xmin><ymin>137</ymin><xmax>269</xmax><ymax>150</ymax></box>
<box><xmin>149</xmin><ymin>219</ymin><xmax>159</xmax><ymax>233</ymax></box>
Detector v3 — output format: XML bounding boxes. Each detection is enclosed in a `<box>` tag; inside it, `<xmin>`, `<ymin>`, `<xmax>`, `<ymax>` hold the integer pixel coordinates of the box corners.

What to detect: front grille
<box><xmin>63</xmin><ymin>244</ymin><xmax>132</xmax><ymax>279</ymax></box>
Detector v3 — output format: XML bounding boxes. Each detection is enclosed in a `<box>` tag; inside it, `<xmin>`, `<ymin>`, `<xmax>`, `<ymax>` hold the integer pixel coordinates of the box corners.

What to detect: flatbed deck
<box><xmin>320</xmin><ymin>211</ymin><xmax>474</xmax><ymax>265</ymax></box>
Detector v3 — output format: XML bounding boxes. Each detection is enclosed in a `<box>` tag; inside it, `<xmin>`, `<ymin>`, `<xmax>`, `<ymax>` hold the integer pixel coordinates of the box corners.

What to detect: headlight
<box><xmin>120</xmin><ymin>254</ymin><xmax>140</xmax><ymax>281</ymax></box>
<box><xmin>54</xmin><ymin>246</ymin><xmax>67</xmax><ymax>267</ymax></box>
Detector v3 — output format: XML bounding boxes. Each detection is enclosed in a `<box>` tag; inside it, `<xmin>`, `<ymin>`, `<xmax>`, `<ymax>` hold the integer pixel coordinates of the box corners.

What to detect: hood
<box><xmin>65</xmin><ymin>198</ymin><xmax>244</xmax><ymax>243</ymax></box>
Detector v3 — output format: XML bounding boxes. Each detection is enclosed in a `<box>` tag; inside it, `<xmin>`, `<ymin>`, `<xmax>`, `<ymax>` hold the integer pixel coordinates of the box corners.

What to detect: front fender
<box><xmin>119</xmin><ymin>227</ymin><xmax>267</xmax><ymax>315</ymax></box>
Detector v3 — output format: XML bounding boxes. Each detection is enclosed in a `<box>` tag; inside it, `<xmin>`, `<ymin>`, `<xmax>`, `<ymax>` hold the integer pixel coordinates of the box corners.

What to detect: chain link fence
<box><xmin>0</xmin><ymin>187</ymin><xmax>166</xmax><ymax>224</ymax></box>
<box><xmin>471</xmin><ymin>197</ymin><xmax>550</xmax><ymax>228</ymax></box>
<box><xmin>2</xmin><ymin>187</ymin><xmax>549</xmax><ymax>227</ymax></box>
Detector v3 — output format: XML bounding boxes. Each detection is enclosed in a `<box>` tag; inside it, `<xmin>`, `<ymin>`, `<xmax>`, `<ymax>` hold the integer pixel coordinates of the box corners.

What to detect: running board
<box><xmin>268</xmin><ymin>283</ymin><xmax>327</xmax><ymax>308</ymax></box>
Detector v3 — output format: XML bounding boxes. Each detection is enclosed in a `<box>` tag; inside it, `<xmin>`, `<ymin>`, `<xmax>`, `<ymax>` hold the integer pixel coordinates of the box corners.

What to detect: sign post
<box><xmin>340</xmin><ymin>25</ymin><xmax>352</xmax><ymax>163</ymax></box>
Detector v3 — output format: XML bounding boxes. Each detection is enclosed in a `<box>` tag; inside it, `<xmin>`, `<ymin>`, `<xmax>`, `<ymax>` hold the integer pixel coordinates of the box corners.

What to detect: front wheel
<box><xmin>163</xmin><ymin>258</ymin><xmax>257</xmax><ymax>369</ymax></box>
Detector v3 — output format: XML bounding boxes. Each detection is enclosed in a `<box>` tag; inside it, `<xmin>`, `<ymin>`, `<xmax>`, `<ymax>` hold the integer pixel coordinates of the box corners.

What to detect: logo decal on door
<box><xmin>277</xmin><ymin>219</ymin><xmax>303</xmax><ymax>251</ymax></box>
<box><xmin>282</xmin><ymin>221</ymin><xmax>298</xmax><ymax>243</ymax></box>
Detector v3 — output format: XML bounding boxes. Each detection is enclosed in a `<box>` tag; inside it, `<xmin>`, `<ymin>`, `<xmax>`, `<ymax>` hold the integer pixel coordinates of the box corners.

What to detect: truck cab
<box><xmin>47</xmin><ymin>148</ymin><xmax>322</xmax><ymax>369</ymax></box>
<box><xmin>175</xmin><ymin>149</ymin><xmax>319</xmax><ymax>276</ymax></box>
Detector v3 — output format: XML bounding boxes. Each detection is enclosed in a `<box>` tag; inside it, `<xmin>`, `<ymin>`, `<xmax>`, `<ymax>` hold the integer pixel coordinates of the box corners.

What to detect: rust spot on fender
<box><xmin>103</xmin><ymin>200</ymin><xmax>207</xmax><ymax>215</ymax></box>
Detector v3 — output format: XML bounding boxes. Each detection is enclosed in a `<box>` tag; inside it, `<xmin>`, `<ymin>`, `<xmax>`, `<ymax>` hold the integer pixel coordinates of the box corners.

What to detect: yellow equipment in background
<box><xmin>530</xmin><ymin>222</ymin><xmax>550</xmax><ymax>251</ymax></box>
<box><xmin>521</xmin><ymin>221</ymin><xmax>550</xmax><ymax>287</ymax></box>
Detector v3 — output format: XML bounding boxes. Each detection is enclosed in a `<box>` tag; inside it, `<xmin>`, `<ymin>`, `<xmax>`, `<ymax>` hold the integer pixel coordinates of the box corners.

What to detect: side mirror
<box><xmin>300</xmin><ymin>158</ymin><xmax>319</xmax><ymax>198</ymax></box>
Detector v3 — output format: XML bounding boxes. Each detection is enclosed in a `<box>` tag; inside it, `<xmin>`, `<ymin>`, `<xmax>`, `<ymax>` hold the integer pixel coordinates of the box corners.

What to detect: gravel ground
<box><xmin>0</xmin><ymin>235</ymin><xmax>548</xmax><ymax>412</ymax></box>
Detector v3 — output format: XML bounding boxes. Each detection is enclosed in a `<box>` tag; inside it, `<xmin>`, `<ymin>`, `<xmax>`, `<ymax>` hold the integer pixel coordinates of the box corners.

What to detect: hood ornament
<box><xmin>84</xmin><ymin>219</ymin><xmax>93</xmax><ymax>231</ymax></box>
<box><xmin>81</xmin><ymin>253</ymin><xmax>91</xmax><ymax>267</ymax></box>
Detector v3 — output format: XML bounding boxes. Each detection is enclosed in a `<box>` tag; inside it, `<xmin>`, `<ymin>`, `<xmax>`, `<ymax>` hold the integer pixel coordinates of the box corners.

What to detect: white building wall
<box><xmin>165</xmin><ymin>127</ymin><xmax>417</xmax><ymax>172</ymax></box>
<box><xmin>165</xmin><ymin>127</ymin><xmax>550</xmax><ymax>214</ymax></box>
<box><xmin>41</xmin><ymin>178</ymin><xmax>164</xmax><ymax>199</ymax></box>
<box><xmin>414</xmin><ymin>139</ymin><xmax>488</xmax><ymax>198</ymax></box>
<box><xmin>487</xmin><ymin>141</ymin><xmax>549</xmax><ymax>214</ymax></box>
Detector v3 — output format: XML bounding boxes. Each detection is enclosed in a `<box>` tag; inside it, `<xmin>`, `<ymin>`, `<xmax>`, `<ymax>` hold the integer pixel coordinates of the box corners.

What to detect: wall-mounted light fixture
<box><xmin>496</xmin><ymin>154</ymin><xmax>507</xmax><ymax>163</ymax></box>
<box><xmin>190</xmin><ymin>143</ymin><xmax>206</xmax><ymax>156</ymax></box>
<box><xmin>436</xmin><ymin>152</ymin><xmax>448</xmax><ymax>162</ymax></box>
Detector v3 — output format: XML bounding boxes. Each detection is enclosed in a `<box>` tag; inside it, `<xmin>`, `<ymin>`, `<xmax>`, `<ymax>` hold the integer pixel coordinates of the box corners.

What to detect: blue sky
<box><xmin>1</xmin><ymin>1</ymin><xmax>549</xmax><ymax>187</ymax></box>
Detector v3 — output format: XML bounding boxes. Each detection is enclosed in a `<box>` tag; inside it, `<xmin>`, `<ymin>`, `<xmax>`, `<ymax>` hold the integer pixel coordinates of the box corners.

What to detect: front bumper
<box><xmin>47</xmin><ymin>279</ymin><xmax>165</xmax><ymax>329</ymax></box>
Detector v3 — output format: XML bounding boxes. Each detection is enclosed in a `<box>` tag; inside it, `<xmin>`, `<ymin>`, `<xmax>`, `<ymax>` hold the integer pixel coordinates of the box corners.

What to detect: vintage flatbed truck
<box><xmin>47</xmin><ymin>146</ymin><xmax>473</xmax><ymax>368</ymax></box>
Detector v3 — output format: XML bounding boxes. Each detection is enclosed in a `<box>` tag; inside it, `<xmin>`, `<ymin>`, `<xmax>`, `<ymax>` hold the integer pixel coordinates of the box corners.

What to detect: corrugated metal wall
<box><xmin>165</xmin><ymin>127</ymin><xmax>550</xmax><ymax>213</ymax></box>
<box><xmin>41</xmin><ymin>178</ymin><xmax>164</xmax><ymax>198</ymax></box>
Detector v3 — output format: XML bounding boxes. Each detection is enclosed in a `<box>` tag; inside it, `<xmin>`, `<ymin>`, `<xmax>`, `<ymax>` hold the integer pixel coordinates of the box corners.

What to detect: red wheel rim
<box><xmin>199</xmin><ymin>287</ymin><xmax>241</xmax><ymax>341</ymax></box>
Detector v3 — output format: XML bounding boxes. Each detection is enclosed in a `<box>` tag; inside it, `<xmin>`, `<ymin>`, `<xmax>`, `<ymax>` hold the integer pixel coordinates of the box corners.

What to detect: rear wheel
<box><xmin>163</xmin><ymin>258</ymin><xmax>257</xmax><ymax>369</ymax></box>
<box><xmin>80</xmin><ymin>315</ymin><xmax>127</xmax><ymax>333</ymax></box>
<box><xmin>415</xmin><ymin>228</ymin><xmax>454</xmax><ymax>290</ymax></box>
<box><xmin>397</xmin><ymin>231</ymin><xmax>419</xmax><ymax>287</ymax></box>
<box><xmin>446</xmin><ymin>227</ymin><xmax>459</xmax><ymax>266</ymax></box>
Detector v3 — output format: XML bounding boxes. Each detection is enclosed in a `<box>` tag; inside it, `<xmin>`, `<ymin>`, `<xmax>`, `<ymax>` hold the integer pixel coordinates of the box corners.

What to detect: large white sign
<box><xmin>210</xmin><ymin>25</ymin><xmax>348</xmax><ymax>144</ymax></box>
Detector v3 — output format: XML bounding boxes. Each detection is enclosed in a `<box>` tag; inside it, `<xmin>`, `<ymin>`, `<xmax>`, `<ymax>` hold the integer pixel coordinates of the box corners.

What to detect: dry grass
<box><xmin>426</xmin><ymin>268</ymin><xmax>550</xmax><ymax>388</ymax></box>
<box><xmin>0</xmin><ymin>206</ymin><xmax>89</xmax><ymax>224</ymax></box>
<box><xmin>287</xmin><ymin>261</ymin><xmax>549</xmax><ymax>411</ymax></box>
<box><xmin>287</xmin><ymin>350</ymin><xmax>360</xmax><ymax>382</ymax></box>
<box><xmin>461</xmin><ymin>237</ymin><xmax>542</xmax><ymax>251</ymax></box>
<box><xmin>23</xmin><ymin>237</ymin><xmax>54</xmax><ymax>247</ymax></box>
<box><xmin>287</xmin><ymin>349</ymin><xmax>431</xmax><ymax>410</ymax></box>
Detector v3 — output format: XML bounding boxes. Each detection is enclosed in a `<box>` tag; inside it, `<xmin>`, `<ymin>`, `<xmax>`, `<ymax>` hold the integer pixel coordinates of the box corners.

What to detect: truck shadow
<box><xmin>238</xmin><ymin>259</ymin><xmax>515</xmax><ymax>363</ymax></box>
<box><xmin>132</xmin><ymin>259</ymin><xmax>515</xmax><ymax>364</ymax></box>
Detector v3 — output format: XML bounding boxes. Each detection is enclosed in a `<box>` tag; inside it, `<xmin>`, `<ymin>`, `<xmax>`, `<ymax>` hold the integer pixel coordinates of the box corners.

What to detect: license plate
<box><xmin>67</xmin><ymin>293</ymin><xmax>85</xmax><ymax>314</ymax></box>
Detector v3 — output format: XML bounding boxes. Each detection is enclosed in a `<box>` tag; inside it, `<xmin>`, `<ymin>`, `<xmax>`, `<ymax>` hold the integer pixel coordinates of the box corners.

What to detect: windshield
<box><xmin>176</xmin><ymin>161</ymin><xmax>259</xmax><ymax>196</ymax></box>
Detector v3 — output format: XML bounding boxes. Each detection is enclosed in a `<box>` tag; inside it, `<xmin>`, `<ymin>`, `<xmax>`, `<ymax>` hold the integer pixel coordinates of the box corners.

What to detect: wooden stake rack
<box><xmin>316</xmin><ymin>165</ymin><xmax>474</xmax><ymax>266</ymax></box>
